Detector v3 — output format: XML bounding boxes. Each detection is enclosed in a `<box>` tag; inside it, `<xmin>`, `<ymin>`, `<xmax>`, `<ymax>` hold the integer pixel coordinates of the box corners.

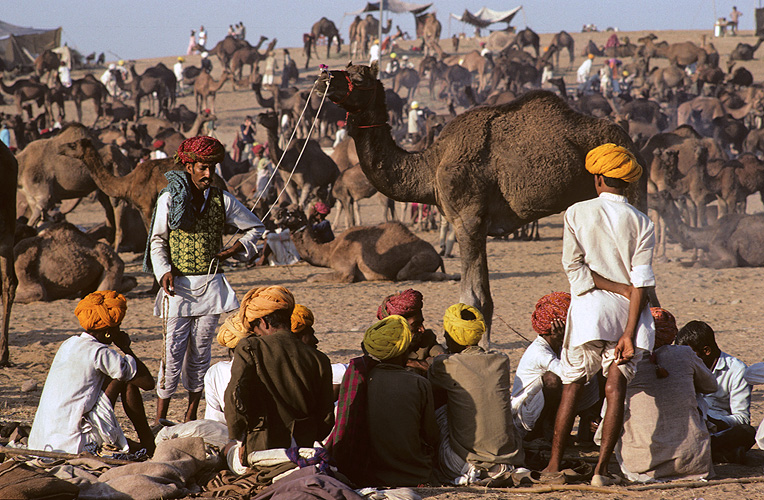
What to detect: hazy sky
<box><xmin>4</xmin><ymin>1</ymin><xmax>755</xmax><ymax>61</ymax></box>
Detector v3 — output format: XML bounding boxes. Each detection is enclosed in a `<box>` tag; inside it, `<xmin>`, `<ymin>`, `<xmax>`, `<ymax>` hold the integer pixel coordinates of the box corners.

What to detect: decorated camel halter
<box><xmin>327</xmin><ymin>70</ymin><xmax>387</xmax><ymax>129</ymax></box>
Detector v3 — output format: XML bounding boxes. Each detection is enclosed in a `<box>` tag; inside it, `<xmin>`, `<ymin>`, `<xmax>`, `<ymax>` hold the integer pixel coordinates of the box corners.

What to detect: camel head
<box><xmin>58</xmin><ymin>138</ymin><xmax>92</xmax><ymax>159</ymax></box>
<box><xmin>256</xmin><ymin>111</ymin><xmax>279</xmax><ymax>131</ymax></box>
<box><xmin>273</xmin><ymin>206</ymin><xmax>308</xmax><ymax>232</ymax></box>
<box><xmin>317</xmin><ymin>62</ymin><xmax>382</xmax><ymax>115</ymax></box>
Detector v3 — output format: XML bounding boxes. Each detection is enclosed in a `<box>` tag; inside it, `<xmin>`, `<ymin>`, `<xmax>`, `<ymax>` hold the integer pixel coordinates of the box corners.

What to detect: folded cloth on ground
<box><xmin>355</xmin><ymin>488</ymin><xmax>422</xmax><ymax>500</ymax></box>
<box><xmin>252</xmin><ymin>464</ymin><xmax>363</xmax><ymax>500</ymax></box>
<box><xmin>155</xmin><ymin>419</ymin><xmax>229</xmax><ymax>450</ymax></box>
<box><xmin>0</xmin><ymin>459</ymin><xmax>80</xmax><ymax>500</ymax></box>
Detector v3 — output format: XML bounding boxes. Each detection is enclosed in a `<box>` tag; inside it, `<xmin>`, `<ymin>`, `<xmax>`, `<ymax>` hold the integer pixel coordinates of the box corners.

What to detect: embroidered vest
<box><xmin>169</xmin><ymin>188</ymin><xmax>225</xmax><ymax>275</ymax></box>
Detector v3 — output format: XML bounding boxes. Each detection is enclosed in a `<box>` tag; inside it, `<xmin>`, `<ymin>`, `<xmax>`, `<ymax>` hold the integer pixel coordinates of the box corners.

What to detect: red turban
<box><xmin>651</xmin><ymin>307</ymin><xmax>678</xmax><ymax>348</ymax></box>
<box><xmin>336</xmin><ymin>120</ymin><xmax>346</xmax><ymax>128</ymax></box>
<box><xmin>313</xmin><ymin>202</ymin><xmax>330</xmax><ymax>215</ymax></box>
<box><xmin>153</xmin><ymin>139</ymin><xmax>165</xmax><ymax>149</ymax></box>
<box><xmin>531</xmin><ymin>292</ymin><xmax>571</xmax><ymax>335</ymax></box>
<box><xmin>174</xmin><ymin>135</ymin><xmax>225</xmax><ymax>165</ymax></box>
<box><xmin>377</xmin><ymin>289</ymin><xmax>423</xmax><ymax>320</ymax></box>
<box><xmin>252</xmin><ymin>144</ymin><xmax>265</xmax><ymax>155</ymax></box>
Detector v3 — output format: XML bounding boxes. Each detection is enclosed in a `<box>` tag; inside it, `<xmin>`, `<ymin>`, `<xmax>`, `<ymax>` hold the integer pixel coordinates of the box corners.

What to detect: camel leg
<box><xmin>95</xmin><ymin>190</ymin><xmax>118</xmax><ymax>246</ymax></box>
<box><xmin>332</xmin><ymin>202</ymin><xmax>344</xmax><ymax>228</ymax></box>
<box><xmin>451</xmin><ymin>214</ymin><xmax>492</xmax><ymax>342</ymax></box>
<box><xmin>354</xmin><ymin>200</ymin><xmax>363</xmax><ymax>226</ymax></box>
<box><xmin>0</xmin><ymin>251</ymin><xmax>17</xmax><ymax>367</ymax></box>
<box><xmin>396</xmin><ymin>253</ymin><xmax>459</xmax><ymax>282</ymax></box>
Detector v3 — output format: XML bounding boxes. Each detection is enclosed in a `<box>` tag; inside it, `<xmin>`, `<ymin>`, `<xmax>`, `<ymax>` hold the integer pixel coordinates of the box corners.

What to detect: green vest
<box><xmin>169</xmin><ymin>188</ymin><xmax>225</xmax><ymax>275</ymax></box>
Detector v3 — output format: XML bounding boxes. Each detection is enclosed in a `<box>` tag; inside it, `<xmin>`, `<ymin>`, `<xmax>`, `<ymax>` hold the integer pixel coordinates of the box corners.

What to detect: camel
<box><xmin>437</xmin><ymin>48</ymin><xmax>493</xmax><ymax>93</ymax></box>
<box><xmin>0</xmin><ymin>76</ymin><xmax>51</xmax><ymax>120</ymax></box>
<box><xmin>256</xmin><ymin>111</ymin><xmax>339</xmax><ymax>207</ymax></box>
<box><xmin>14</xmin><ymin>223</ymin><xmax>136</xmax><ymax>303</ymax></box>
<box><xmin>277</xmin><ymin>208</ymin><xmax>457</xmax><ymax>283</ymax></box>
<box><xmin>208</xmin><ymin>36</ymin><xmax>250</xmax><ymax>69</ymax></box>
<box><xmin>416</xmin><ymin>12</ymin><xmax>441</xmax><ymax>57</ymax></box>
<box><xmin>549</xmin><ymin>30</ymin><xmax>575</xmax><ymax>65</ymax></box>
<box><xmin>419</xmin><ymin>56</ymin><xmax>472</xmax><ymax>100</ymax></box>
<box><xmin>251</xmin><ymin>78</ymin><xmax>300</xmax><ymax>110</ymax></box>
<box><xmin>0</xmin><ymin>141</ymin><xmax>17</xmax><ymax>366</ymax></box>
<box><xmin>651</xmin><ymin>190</ymin><xmax>764</xmax><ymax>268</ymax></box>
<box><xmin>34</xmin><ymin>49</ymin><xmax>60</xmax><ymax>84</ymax></box>
<box><xmin>194</xmin><ymin>70</ymin><xmax>231</xmax><ymax>113</ymax></box>
<box><xmin>392</xmin><ymin>68</ymin><xmax>419</xmax><ymax>101</ymax></box>
<box><xmin>129</xmin><ymin>63</ymin><xmax>171</xmax><ymax>117</ymax></box>
<box><xmin>666</xmin><ymin>41</ymin><xmax>707</xmax><ymax>67</ymax></box>
<box><xmin>16</xmin><ymin>124</ymin><xmax>132</xmax><ymax>248</ymax></box>
<box><xmin>726</xmin><ymin>63</ymin><xmax>754</xmax><ymax>87</ymax></box>
<box><xmin>646</xmin><ymin>63</ymin><xmax>689</xmax><ymax>98</ymax></box>
<box><xmin>309</xmin><ymin>17</ymin><xmax>342</xmax><ymax>61</ymax></box>
<box><xmin>509</xmin><ymin>27</ymin><xmax>540</xmax><ymax>58</ymax></box>
<box><xmin>318</xmin><ymin>62</ymin><xmax>646</xmax><ymax>339</ymax></box>
<box><xmin>353</xmin><ymin>15</ymin><xmax>392</xmax><ymax>57</ymax></box>
<box><xmin>734</xmin><ymin>153</ymin><xmax>764</xmax><ymax>207</ymax></box>
<box><xmin>729</xmin><ymin>38</ymin><xmax>764</xmax><ymax>61</ymax></box>
<box><xmin>229</xmin><ymin>36</ymin><xmax>273</xmax><ymax>79</ymax></box>
<box><xmin>70</xmin><ymin>74</ymin><xmax>109</xmax><ymax>126</ymax></box>
<box><xmin>155</xmin><ymin>110</ymin><xmax>217</xmax><ymax>154</ymax></box>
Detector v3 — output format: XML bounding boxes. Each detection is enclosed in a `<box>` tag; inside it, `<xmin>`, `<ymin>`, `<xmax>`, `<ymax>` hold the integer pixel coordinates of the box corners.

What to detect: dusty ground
<box><xmin>3</xmin><ymin>28</ymin><xmax>764</xmax><ymax>499</ymax></box>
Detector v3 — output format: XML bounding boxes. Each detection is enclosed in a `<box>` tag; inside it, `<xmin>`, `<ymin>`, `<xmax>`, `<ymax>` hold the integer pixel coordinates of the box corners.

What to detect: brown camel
<box><xmin>16</xmin><ymin>124</ymin><xmax>132</xmax><ymax>248</ymax></box>
<box><xmin>194</xmin><ymin>70</ymin><xmax>231</xmax><ymax>113</ymax></box>
<box><xmin>549</xmin><ymin>30</ymin><xmax>575</xmax><ymax>65</ymax></box>
<box><xmin>14</xmin><ymin>222</ymin><xmax>135</xmax><ymax>303</ymax></box>
<box><xmin>277</xmin><ymin>208</ymin><xmax>457</xmax><ymax>283</ymax></box>
<box><xmin>0</xmin><ymin>141</ymin><xmax>18</xmax><ymax>366</ymax></box>
<box><xmin>729</xmin><ymin>38</ymin><xmax>764</xmax><ymax>61</ymax></box>
<box><xmin>154</xmin><ymin>110</ymin><xmax>217</xmax><ymax>157</ymax></box>
<box><xmin>509</xmin><ymin>27</ymin><xmax>541</xmax><ymax>58</ymax></box>
<box><xmin>208</xmin><ymin>36</ymin><xmax>250</xmax><ymax>69</ymax></box>
<box><xmin>416</xmin><ymin>12</ymin><xmax>441</xmax><ymax>57</ymax></box>
<box><xmin>646</xmin><ymin>63</ymin><xmax>689</xmax><ymax>98</ymax></box>
<box><xmin>651</xmin><ymin>190</ymin><xmax>764</xmax><ymax>268</ymax></box>
<box><xmin>438</xmin><ymin>48</ymin><xmax>493</xmax><ymax>93</ymax></box>
<box><xmin>251</xmin><ymin>78</ymin><xmax>300</xmax><ymax>110</ymax></box>
<box><xmin>34</xmin><ymin>49</ymin><xmax>60</xmax><ymax>84</ymax></box>
<box><xmin>309</xmin><ymin>17</ymin><xmax>342</xmax><ymax>61</ymax></box>
<box><xmin>0</xmin><ymin>76</ymin><xmax>51</xmax><ymax>120</ymax></box>
<box><xmin>256</xmin><ymin>111</ymin><xmax>339</xmax><ymax>207</ymax></box>
<box><xmin>229</xmin><ymin>36</ymin><xmax>273</xmax><ymax>79</ymax></box>
<box><xmin>353</xmin><ymin>15</ymin><xmax>392</xmax><ymax>57</ymax></box>
<box><xmin>71</xmin><ymin>74</ymin><xmax>109</xmax><ymax>126</ymax></box>
<box><xmin>318</xmin><ymin>62</ymin><xmax>646</xmax><ymax>339</ymax></box>
<box><xmin>129</xmin><ymin>63</ymin><xmax>171</xmax><ymax>117</ymax></box>
<box><xmin>392</xmin><ymin>68</ymin><xmax>420</xmax><ymax>101</ymax></box>
<box><xmin>419</xmin><ymin>56</ymin><xmax>472</xmax><ymax>100</ymax></box>
<box><xmin>666</xmin><ymin>41</ymin><xmax>707</xmax><ymax>67</ymax></box>
<box><xmin>734</xmin><ymin>153</ymin><xmax>764</xmax><ymax>208</ymax></box>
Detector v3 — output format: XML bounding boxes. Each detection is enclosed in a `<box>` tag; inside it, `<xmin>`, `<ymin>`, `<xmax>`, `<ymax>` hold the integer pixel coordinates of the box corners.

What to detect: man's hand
<box><xmin>161</xmin><ymin>272</ymin><xmax>175</xmax><ymax>296</ymax></box>
<box><xmin>216</xmin><ymin>241</ymin><xmax>244</xmax><ymax>262</ymax></box>
<box><xmin>550</xmin><ymin>318</ymin><xmax>565</xmax><ymax>336</ymax></box>
<box><xmin>614</xmin><ymin>334</ymin><xmax>635</xmax><ymax>365</ymax></box>
<box><xmin>112</xmin><ymin>330</ymin><xmax>131</xmax><ymax>351</ymax></box>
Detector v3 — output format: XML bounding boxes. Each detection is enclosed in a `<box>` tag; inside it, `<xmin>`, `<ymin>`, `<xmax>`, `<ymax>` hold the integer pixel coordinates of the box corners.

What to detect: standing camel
<box><xmin>310</xmin><ymin>17</ymin><xmax>342</xmax><ymax>61</ymax></box>
<box><xmin>318</xmin><ymin>62</ymin><xmax>646</xmax><ymax>342</ymax></box>
<box><xmin>194</xmin><ymin>71</ymin><xmax>231</xmax><ymax>113</ymax></box>
<box><xmin>510</xmin><ymin>27</ymin><xmax>541</xmax><ymax>58</ymax></box>
<box><xmin>229</xmin><ymin>35</ymin><xmax>272</xmax><ymax>78</ymax></box>
<box><xmin>0</xmin><ymin>141</ymin><xmax>17</xmax><ymax>366</ymax></box>
<box><xmin>393</xmin><ymin>68</ymin><xmax>420</xmax><ymax>101</ymax></box>
<box><xmin>0</xmin><ymin>76</ymin><xmax>51</xmax><ymax>120</ymax></box>
<box><xmin>71</xmin><ymin>74</ymin><xmax>109</xmax><ymax>126</ymax></box>
<box><xmin>549</xmin><ymin>30</ymin><xmax>575</xmax><ymax>65</ymax></box>
<box><xmin>129</xmin><ymin>64</ymin><xmax>171</xmax><ymax>117</ymax></box>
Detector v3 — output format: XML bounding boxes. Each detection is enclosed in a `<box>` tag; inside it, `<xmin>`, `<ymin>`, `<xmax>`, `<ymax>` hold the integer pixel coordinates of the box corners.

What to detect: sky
<box><xmin>4</xmin><ymin>0</ymin><xmax>758</xmax><ymax>61</ymax></box>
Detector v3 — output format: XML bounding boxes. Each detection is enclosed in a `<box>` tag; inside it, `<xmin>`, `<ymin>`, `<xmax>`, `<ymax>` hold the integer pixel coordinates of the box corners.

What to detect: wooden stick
<box><xmin>629</xmin><ymin>476</ymin><xmax>764</xmax><ymax>491</ymax></box>
<box><xmin>0</xmin><ymin>445</ymin><xmax>132</xmax><ymax>466</ymax></box>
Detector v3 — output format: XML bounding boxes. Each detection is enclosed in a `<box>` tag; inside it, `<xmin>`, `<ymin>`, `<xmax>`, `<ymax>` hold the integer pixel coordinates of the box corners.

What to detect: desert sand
<box><xmin>3</xmin><ymin>27</ymin><xmax>764</xmax><ymax>499</ymax></box>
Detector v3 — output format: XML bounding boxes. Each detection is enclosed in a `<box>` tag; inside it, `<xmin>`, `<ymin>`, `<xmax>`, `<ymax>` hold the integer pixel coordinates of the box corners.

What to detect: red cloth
<box><xmin>313</xmin><ymin>202</ymin><xmax>330</xmax><ymax>215</ymax></box>
<box><xmin>531</xmin><ymin>292</ymin><xmax>571</xmax><ymax>335</ymax></box>
<box><xmin>651</xmin><ymin>307</ymin><xmax>678</xmax><ymax>347</ymax></box>
<box><xmin>252</xmin><ymin>144</ymin><xmax>265</xmax><ymax>155</ymax></box>
<box><xmin>174</xmin><ymin>135</ymin><xmax>225</xmax><ymax>165</ymax></box>
<box><xmin>153</xmin><ymin>139</ymin><xmax>165</xmax><ymax>149</ymax></box>
<box><xmin>376</xmin><ymin>289</ymin><xmax>423</xmax><ymax>320</ymax></box>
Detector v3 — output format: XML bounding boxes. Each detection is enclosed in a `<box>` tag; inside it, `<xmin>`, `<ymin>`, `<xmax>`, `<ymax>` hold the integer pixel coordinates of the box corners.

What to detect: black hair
<box><xmin>675</xmin><ymin>320</ymin><xmax>718</xmax><ymax>351</ymax></box>
<box><xmin>260</xmin><ymin>309</ymin><xmax>292</xmax><ymax>330</ymax></box>
<box><xmin>603</xmin><ymin>176</ymin><xmax>629</xmax><ymax>189</ymax></box>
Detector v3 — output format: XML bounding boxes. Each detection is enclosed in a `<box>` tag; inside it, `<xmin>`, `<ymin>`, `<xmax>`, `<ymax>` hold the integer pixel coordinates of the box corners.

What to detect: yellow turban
<box><xmin>291</xmin><ymin>304</ymin><xmax>315</xmax><ymax>334</ymax></box>
<box><xmin>216</xmin><ymin>285</ymin><xmax>294</xmax><ymax>349</ymax></box>
<box><xmin>585</xmin><ymin>143</ymin><xmax>643</xmax><ymax>183</ymax></box>
<box><xmin>443</xmin><ymin>303</ymin><xmax>485</xmax><ymax>346</ymax></box>
<box><xmin>363</xmin><ymin>315</ymin><xmax>412</xmax><ymax>361</ymax></box>
<box><xmin>74</xmin><ymin>291</ymin><xmax>127</xmax><ymax>331</ymax></box>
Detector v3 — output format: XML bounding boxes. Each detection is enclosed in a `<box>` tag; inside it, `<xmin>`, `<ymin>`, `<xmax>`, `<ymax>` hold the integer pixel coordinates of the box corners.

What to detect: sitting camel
<box><xmin>652</xmin><ymin>191</ymin><xmax>764</xmax><ymax>268</ymax></box>
<box><xmin>14</xmin><ymin>223</ymin><xmax>136</xmax><ymax>303</ymax></box>
<box><xmin>277</xmin><ymin>208</ymin><xmax>458</xmax><ymax>283</ymax></box>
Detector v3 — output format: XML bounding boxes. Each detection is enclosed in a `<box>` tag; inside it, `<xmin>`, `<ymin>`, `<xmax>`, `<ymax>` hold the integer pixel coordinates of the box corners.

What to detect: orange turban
<box><xmin>74</xmin><ymin>291</ymin><xmax>127</xmax><ymax>331</ymax></box>
<box><xmin>531</xmin><ymin>292</ymin><xmax>571</xmax><ymax>335</ymax></box>
<box><xmin>216</xmin><ymin>286</ymin><xmax>295</xmax><ymax>349</ymax></box>
<box><xmin>651</xmin><ymin>307</ymin><xmax>678</xmax><ymax>348</ymax></box>
<box><xmin>291</xmin><ymin>304</ymin><xmax>315</xmax><ymax>334</ymax></box>
<box><xmin>585</xmin><ymin>143</ymin><xmax>643</xmax><ymax>183</ymax></box>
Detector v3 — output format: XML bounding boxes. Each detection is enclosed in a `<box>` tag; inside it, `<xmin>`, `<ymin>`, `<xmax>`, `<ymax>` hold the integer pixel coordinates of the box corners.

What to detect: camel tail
<box><xmin>439</xmin><ymin>256</ymin><xmax>446</xmax><ymax>273</ymax></box>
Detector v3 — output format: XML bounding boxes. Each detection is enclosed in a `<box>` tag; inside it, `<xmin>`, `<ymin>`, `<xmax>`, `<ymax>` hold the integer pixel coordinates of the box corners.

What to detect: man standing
<box><xmin>146</xmin><ymin>136</ymin><xmax>264</xmax><ymax>426</ymax></box>
<box><xmin>174</xmin><ymin>56</ymin><xmax>185</xmax><ymax>94</ymax></box>
<box><xmin>729</xmin><ymin>6</ymin><xmax>742</xmax><ymax>36</ymax></box>
<box><xmin>223</xmin><ymin>286</ymin><xmax>335</xmax><ymax>473</ymax></box>
<box><xmin>543</xmin><ymin>144</ymin><xmax>656</xmax><ymax>487</ymax></box>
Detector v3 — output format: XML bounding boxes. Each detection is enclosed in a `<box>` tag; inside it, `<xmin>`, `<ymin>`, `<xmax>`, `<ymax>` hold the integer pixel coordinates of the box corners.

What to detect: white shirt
<box><xmin>173</xmin><ymin>62</ymin><xmax>184</xmax><ymax>82</ymax></box>
<box><xmin>150</xmin><ymin>150</ymin><xmax>168</xmax><ymax>160</ymax></box>
<box><xmin>577</xmin><ymin>58</ymin><xmax>592</xmax><ymax>83</ymax></box>
<box><xmin>58</xmin><ymin>66</ymin><xmax>71</xmax><ymax>87</ymax></box>
<box><xmin>150</xmin><ymin>189</ymin><xmax>265</xmax><ymax>318</ymax></box>
<box><xmin>706</xmin><ymin>351</ymin><xmax>751</xmax><ymax>427</ymax></box>
<box><xmin>29</xmin><ymin>334</ymin><xmax>137</xmax><ymax>453</ymax></box>
<box><xmin>333</xmin><ymin>128</ymin><xmax>347</xmax><ymax>148</ymax></box>
<box><xmin>204</xmin><ymin>359</ymin><xmax>232</xmax><ymax>424</ymax></box>
<box><xmin>562</xmin><ymin>193</ymin><xmax>656</xmax><ymax>349</ymax></box>
<box><xmin>369</xmin><ymin>44</ymin><xmax>380</xmax><ymax>64</ymax></box>
<box><xmin>100</xmin><ymin>69</ymin><xmax>113</xmax><ymax>86</ymax></box>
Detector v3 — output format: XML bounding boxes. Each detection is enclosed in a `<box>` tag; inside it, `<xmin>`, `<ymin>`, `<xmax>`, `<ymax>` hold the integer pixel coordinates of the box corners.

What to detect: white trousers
<box><xmin>157</xmin><ymin>314</ymin><xmax>220</xmax><ymax>399</ymax></box>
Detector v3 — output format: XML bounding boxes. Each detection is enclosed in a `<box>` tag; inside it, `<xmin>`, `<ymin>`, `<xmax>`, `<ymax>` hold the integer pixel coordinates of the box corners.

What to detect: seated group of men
<box><xmin>28</xmin><ymin>284</ymin><xmax>760</xmax><ymax>488</ymax></box>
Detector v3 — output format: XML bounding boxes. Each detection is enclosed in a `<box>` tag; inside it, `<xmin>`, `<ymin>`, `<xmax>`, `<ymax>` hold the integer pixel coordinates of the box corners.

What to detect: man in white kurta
<box><xmin>543</xmin><ymin>144</ymin><xmax>656</xmax><ymax>487</ymax></box>
<box><xmin>147</xmin><ymin>136</ymin><xmax>264</xmax><ymax>425</ymax></box>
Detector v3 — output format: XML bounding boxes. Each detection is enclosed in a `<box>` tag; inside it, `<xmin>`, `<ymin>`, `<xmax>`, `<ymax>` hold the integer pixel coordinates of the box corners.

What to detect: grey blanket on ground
<box><xmin>61</xmin><ymin>437</ymin><xmax>215</xmax><ymax>500</ymax></box>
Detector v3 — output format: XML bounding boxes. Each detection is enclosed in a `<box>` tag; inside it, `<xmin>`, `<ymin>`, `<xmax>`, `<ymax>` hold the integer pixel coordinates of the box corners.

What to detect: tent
<box><xmin>0</xmin><ymin>20</ymin><xmax>61</xmax><ymax>69</ymax></box>
<box><xmin>450</xmin><ymin>6</ymin><xmax>522</xmax><ymax>28</ymax></box>
<box><xmin>346</xmin><ymin>0</ymin><xmax>433</xmax><ymax>16</ymax></box>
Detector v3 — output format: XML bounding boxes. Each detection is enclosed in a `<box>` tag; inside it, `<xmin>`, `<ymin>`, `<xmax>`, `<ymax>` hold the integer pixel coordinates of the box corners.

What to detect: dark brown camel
<box><xmin>208</xmin><ymin>36</ymin><xmax>250</xmax><ymax>69</ymax></box>
<box><xmin>71</xmin><ymin>74</ymin><xmax>109</xmax><ymax>126</ymax></box>
<box><xmin>34</xmin><ymin>49</ymin><xmax>60</xmax><ymax>84</ymax></box>
<box><xmin>549</xmin><ymin>30</ymin><xmax>575</xmax><ymax>65</ymax></box>
<box><xmin>510</xmin><ymin>27</ymin><xmax>540</xmax><ymax>58</ymax></box>
<box><xmin>229</xmin><ymin>35</ymin><xmax>272</xmax><ymax>79</ymax></box>
<box><xmin>309</xmin><ymin>17</ymin><xmax>342</xmax><ymax>62</ymax></box>
<box><xmin>318</xmin><ymin>62</ymin><xmax>646</xmax><ymax>341</ymax></box>
<box><xmin>0</xmin><ymin>76</ymin><xmax>51</xmax><ymax>120</ymax></box>
<box><xmin>0</xmin><ymin>141</ymin><xmax>17</xmax><ymax>366</ymax></box>
<box><xmin>129</xmin><ymin>64</ymin><xmax>171</xmax><ymax>117</ymax></box>
<box><xmin>392</xmin><ymin>68</ymin><xmax>420</xmax><ymax>101</ymax></box>
<box><xmin>730</xmin><ymin>38</ymin><xmax>764</xmax><ymax>62</ymax></box>
<box><xmin>418</xmin><ymin>56</ymin><xmax>472</xmax><ymax>100</ymax></box>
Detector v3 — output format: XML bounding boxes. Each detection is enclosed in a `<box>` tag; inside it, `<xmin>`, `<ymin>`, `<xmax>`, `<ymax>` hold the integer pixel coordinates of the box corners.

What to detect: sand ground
<box><xmin>3</xmin><ymin>27</ymin><xmax>764</xmax><ymax>499</ymax></box>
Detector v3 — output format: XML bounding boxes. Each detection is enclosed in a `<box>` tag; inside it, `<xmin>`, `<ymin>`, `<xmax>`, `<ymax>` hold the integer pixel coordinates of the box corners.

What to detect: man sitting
<box><xmin>223</xmin><ymin>286</ymin><xmax>335</xmax><ymax>473</ymax></box>
<box><xmin>365</xmin><ymin>315</ymin><xmax>438</xmax><ymax>486</ymax></box>
<box><xmin>617</xmin><ymin>308</ymin><xmax>717</xmax><ymax>482</ymax></box>
<box><xmin>309</xmin><ymin>202</ymin><xmax>334</xmax><ymax>243</ymax></box>
<box><xmin>675</xmin><ymin>320</ymin><xmax>755</xmax><ymax>464</ymax></box>
<box><xmin>29</xmin><ymin>291</ymin><xmax>155</xmax><ymax>455</ymax></box>
<box><xmin>429</xmin><ymin>304</ymin><xmax>525</xmax><ymax>485</ymax></box>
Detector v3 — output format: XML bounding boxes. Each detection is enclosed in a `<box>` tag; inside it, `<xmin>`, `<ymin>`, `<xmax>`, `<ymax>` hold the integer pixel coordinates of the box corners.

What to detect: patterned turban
<box><xmin>252</xmin><ymin>144</ymin><xmax>265</xmax><ymax>156</ymax></box>
<box><xmin>174</xmin><ymin>135</ymin><xmax>225</xmax><ymax>165</ymax></box>
<box><xmin>152</xmin><ymin>139</ymin><xmax>165</xmax><ymax>149</ymax></box>
<box><xmin>531</xmin><ymin>292</ymin><xmax>571</xmax><ymax>335</ymax></box>
<box><xmin>291</xmin><ymin>304</ymin><xmax>315</xmax><ymax>334</ymax></box>
<box><xmin>443</xmin><ymin>303</ymin><xmax>485</xmax><ymax>346</ymax></box>
<box><xmin>585</xmin><ymin>143</ymin><xmax>643</xmax><ymax>183</ymax></box>
<box><xmin>377</xmin><ymin>289</ymin><xmax>423</xmax><ymax>320</ymax></box>
<box><xmin>651</xmin><ymin>307</ymin><xmax>678</xmax><ymax>348</ymax></box>
<box><xmin>363</xmin><ymin>315</ymin><xmax>412</xmax><ymax>361</ymax></box>
<box><xmin>74</xmin><ymin>291</ymin><xmax>127</xmax><ymax>331</ymax></box>
<box><xmin>313</xmin><ymin>202</ymin><xmax>330</xmax><ymax>215</ymax></box>
<box><xmin>216</xmin><ymin>286</ymin><xmax>295</xmax><ymax>348</ymax></box>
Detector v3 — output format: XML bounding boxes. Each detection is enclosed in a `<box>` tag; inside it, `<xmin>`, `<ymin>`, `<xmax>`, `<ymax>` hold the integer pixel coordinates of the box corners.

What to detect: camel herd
<box><xmin>2</xmin><ymin>13</ymin><xmax>764</xmax><ymax>360</ymax></box>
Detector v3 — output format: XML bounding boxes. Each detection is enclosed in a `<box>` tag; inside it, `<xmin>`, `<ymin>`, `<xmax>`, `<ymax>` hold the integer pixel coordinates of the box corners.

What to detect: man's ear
<box><xmin>702</xmin><ymin>345</ymin><xmax>713</xmax><ymax>357</ymax></box>
<box><xmin>370</xmin><ymin>60</ymin><xmax>379</xmax><ymax>79</ymax></box>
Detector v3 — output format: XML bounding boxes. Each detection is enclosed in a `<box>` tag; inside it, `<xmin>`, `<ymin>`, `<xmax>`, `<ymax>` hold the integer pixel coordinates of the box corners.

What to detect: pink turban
<box><xmin>377</xmin><ymin>289</ymin><xmax>423</xmax><ymax>320</ymax></box>
<box><xmin>313</xmin><ymin>202</ymin><xmax>331</xmax><ymax>215</ymax></box>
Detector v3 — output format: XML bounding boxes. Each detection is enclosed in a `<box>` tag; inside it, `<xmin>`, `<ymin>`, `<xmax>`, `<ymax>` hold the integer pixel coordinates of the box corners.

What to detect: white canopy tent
<box><xmin>450</xmin><ymin>6</ymin><xmax>522</xmax><ymax>28</ymax></box>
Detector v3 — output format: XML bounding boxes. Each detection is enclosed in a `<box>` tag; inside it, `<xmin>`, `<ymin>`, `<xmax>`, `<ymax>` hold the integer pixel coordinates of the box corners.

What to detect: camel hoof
<box><xmin>0</xmin><ymin>360</ymin><xmax>15</xmax><ymax>368</ymax></box>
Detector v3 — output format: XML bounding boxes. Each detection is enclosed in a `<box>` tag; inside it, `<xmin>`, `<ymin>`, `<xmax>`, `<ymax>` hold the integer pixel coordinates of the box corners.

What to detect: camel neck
<box><xmin>291</xmin><ymin>227</ymin><xmax>332</xmax><ymax>267</ymax></box>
